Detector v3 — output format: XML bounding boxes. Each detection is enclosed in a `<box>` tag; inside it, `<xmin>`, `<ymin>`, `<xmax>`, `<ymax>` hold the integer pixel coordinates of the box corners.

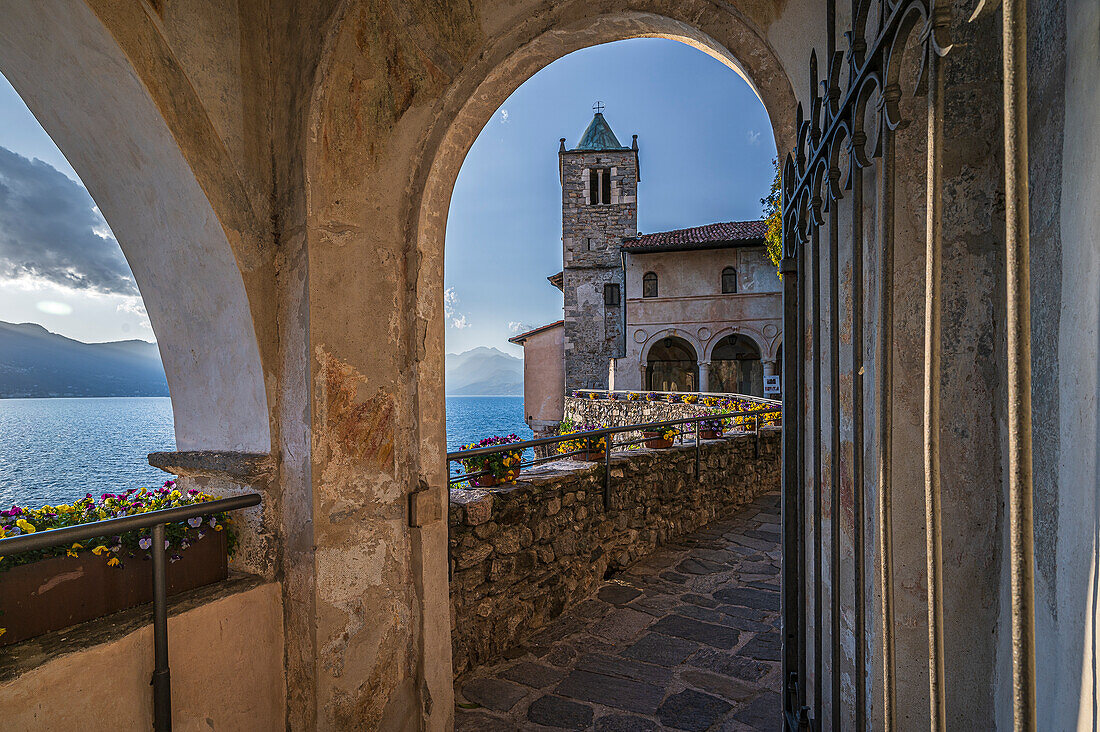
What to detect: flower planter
<box><xmin>572</xmin><ymin>450</ymin><xmax>606</xmax><ymax>462</ymax></box>
<box><xmin>643</xmin><ymin>431</ymin><xmax>674</xmax><ymax>449</ymax></box>
<box><xmin>699</xmin><ymin>429</ymin><xmax>722</xmax><ymax>440</ymax></box>
<box><xmin>0</xmin><ymin>528</ymin><xmax>227</xmax><ymax>646</ymax></box>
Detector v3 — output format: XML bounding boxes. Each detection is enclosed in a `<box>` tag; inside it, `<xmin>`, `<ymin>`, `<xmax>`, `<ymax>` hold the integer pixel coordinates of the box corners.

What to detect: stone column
<box><xmin>762</xmin><ymin>359</ymin><xmax>777</xmax><ymax>378</ymax></box>
<box><xmin>639</xmin><ymin>363</ymin><xmax>648</xmax><ymax>391</ymax></box>
<box><xmin>698</xmin><ymin>361</ymin><xmax>710</xmax><ymax>392</ymax></box>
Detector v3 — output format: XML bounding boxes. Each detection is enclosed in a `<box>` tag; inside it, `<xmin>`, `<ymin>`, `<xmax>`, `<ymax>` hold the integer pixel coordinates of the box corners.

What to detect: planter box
<box><xmin>699</xmin><ymin>430</ymin><xmax>722</xmax><ymax>440</ymax></box>
<box><xmin>0</xmin><ymin>529</ymin><xmax>227</xmax><ymax>646</ymax></box>
<box><xmin>571</xmin><ymin>451</ymin><xmax>606</xmax><ymax>462</ymax></box>
<box><xmin>643</xmin><ymin>432</ymin><xmax>675</xmax><ymax>449</ymax></box>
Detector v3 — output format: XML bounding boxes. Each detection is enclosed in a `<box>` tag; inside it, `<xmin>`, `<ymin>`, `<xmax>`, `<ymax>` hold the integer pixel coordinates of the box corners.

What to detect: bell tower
<box><xmin>558</xmin><ymin>103</ymin><xmax>639</xmax><ymax>390</ymax></box>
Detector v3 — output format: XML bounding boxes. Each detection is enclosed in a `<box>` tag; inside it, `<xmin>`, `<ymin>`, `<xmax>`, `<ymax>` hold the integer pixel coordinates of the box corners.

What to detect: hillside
<box><xmin>0</xmin><ymin>321</ymin><xmax>168</xmax><ymax>398</ymax></box>
<box><xmin>445</xmin><ymin>346</ymin><xmax>523</xmax><ymax>396</ymax></box>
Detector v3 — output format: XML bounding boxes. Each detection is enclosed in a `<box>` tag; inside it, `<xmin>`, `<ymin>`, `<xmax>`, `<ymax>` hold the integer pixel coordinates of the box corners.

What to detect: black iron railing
<box><xmin>569</xmin><ymin>389</ymin><xmax>779</xmax><ymax>405</ymax></box>
<box><xmin>447</xmin><ymin>407</ymin><xmax>781</xmax><ymax>510</ymax></box>
<box><xmin>0</xmin><ymin>493</ymin><xmax>261</xmax><ymax>732</ymax></box>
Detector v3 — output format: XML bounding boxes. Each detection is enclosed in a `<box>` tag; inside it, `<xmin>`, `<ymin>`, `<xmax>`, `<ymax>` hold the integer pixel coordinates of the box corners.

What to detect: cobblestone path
<box><xmin>454</xmin><ymin>491</ymin><xmax>782</xmax><ymax>731</ymax></box>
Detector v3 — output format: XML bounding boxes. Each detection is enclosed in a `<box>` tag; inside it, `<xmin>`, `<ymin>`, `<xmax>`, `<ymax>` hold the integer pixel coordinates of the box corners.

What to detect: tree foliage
<box><xmin>761</xmin><ymin>157</ymin><xmax>783</xmax><ymax>277</ymax></box>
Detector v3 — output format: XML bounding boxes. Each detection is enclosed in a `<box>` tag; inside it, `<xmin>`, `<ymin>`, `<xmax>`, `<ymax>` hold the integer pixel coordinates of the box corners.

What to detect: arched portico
<box><xmin>0</xmin><ymin>0</ymin><xmax>272</xmax><ymax>452</ymax></box>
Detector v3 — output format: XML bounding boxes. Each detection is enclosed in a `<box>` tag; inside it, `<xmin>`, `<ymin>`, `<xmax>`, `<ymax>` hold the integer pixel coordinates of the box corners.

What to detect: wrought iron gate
<box><xmin>778</xmin><ymin>0</ymin><xmax>1035</xmax><ymax>729</ymax></box>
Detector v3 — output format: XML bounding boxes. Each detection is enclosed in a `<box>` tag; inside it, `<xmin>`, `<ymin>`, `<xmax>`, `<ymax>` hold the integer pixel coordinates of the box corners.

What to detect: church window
<box><xmin>643</xmin><ymin>271</ymin><xmax>658</xmax><ymax>298</ymax></box>
<box><xmin>587</xmin><ymin>237</ymin><xmax>594</xmax><ymax>251</ymax></box>
<box><xmin>604</xmin><ymin>283</ymin><xmax>620</xmax><ymax>307</ymax></box>
<box><xmin>722</xmin><ymin>267</ymin><xmax>738</xmax><ymax>294</ymax></box>
<box><xmin>588</xmin><ymin>167</ymin><xmax>612</xmax><ymax>205</ymax></box>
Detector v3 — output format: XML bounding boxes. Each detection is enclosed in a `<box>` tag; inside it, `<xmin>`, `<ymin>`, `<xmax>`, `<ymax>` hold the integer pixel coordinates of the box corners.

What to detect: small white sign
<box><xmin>764</xmin><ymin>375</ymin><xmax>781</xmax><ymax>395</ymax></box>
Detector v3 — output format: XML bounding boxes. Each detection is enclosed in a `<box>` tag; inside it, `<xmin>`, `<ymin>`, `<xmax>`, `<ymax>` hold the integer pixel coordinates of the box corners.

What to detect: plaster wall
<box><xmin>518</xmin><ymin>324</ymin><xmax>566</xmax><ymax>430</ymax></box>
<box><xmin>0</xmin><ymin>582</ymin><xmax>285</xmax><ymax>730</ymax></box>
<box><xmin>1030</xmin><ymin>0</ymin><xmax>1100</xmax><ymax>728</ymax></box>
<box><xmin>625</xmin><ymin>246</ymin><xmax>781</xmax><ymax>297</ymax></box>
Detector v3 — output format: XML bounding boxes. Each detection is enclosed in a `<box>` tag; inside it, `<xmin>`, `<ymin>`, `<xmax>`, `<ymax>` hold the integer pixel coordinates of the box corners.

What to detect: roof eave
<box><xmin>622</xmin><ymin>238</ymin><xmax>766</xmax><ymax>254</ymax></box>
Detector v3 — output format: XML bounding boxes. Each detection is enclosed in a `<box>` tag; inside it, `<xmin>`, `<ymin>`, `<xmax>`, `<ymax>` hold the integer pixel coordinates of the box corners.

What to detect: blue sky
<box><xmin>0</xmin><ymin>38</ymin><xmax>774</xmax><ymax>351</ymax></box>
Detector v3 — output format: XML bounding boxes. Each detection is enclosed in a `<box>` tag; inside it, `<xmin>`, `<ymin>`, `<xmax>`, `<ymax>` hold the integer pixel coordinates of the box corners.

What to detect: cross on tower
<box><xmin>592</xmin><ymin>101</ymin><xmax>604</xmax><ymax>114</ymax></box>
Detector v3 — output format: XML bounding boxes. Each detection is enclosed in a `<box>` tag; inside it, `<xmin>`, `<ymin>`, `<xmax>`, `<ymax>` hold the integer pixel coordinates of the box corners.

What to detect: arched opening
<box><xmin>722</xmin><ymin>266</ymin><xmax>738</xmax><ymax>293</ymax></box>
<box><xmin>0</xmin><ymin>0</ymin><xmax>271</xmax><ymax>455</ymax></box>
<box><xmin>710</xmin><ymin>333</ymin><xmax>762</xmax><ymax>395</ymax></box>
<box><xmin>646</xmin><ymin>335</ymin><xmax>697</xmax><ymax>391</ymax></box>
<box><xmin>643</xmin><ymin>271</ymin><xmax>659</xmax><ymax>298</ymax></box>
<box><xmin>310</xmin><ymin>5</ymin><xmax>799</xmax><ymax>726</ymax></box>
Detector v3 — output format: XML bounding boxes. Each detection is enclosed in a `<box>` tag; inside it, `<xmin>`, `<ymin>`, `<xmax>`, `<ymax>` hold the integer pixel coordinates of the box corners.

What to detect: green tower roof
<box><xmin>574</xmin><ymin>112</ymin><xmax>628</xmax><ymax>151</ymax></box>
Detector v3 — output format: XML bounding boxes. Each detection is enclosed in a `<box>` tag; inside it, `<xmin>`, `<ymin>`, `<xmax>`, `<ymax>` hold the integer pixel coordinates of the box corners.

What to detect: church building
<box><xmin>510</xmin><ymin>108</ymin><xmax>782</xmax><ymax>431</ymax></box>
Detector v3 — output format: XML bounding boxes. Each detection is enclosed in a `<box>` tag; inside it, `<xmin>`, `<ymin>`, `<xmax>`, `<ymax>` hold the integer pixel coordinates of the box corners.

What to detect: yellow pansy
<box><xmin>92</xmin><ymin>545</ymin><xmax>109</xmax><ymax>556</ymax></box>
<box><xmin>107</xmin><ymin>557</ymin><xmax>121</xmax><ymax>567</ymax></box>
<box><xmin>15</xmin><ymin>518</ymin><xmax>36</xmax><ymax>533</ymax></box>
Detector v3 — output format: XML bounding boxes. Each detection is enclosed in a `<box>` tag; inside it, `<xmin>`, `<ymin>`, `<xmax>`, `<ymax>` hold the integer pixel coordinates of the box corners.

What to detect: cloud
<box><xmin>499</xmin><ymin>109</ymin><xmax>510</xmax><ymax>124</ymax></box>
<box><xmin>116</xmin><ymin>297</ymin><xmax>149</xmax><ymax>318</ymax></box>
<box><xmin>508</xmin><ymin>321</ymin><xmax>531</xmax><ymax>334</ymax></box>
<box><xmin>747</xmin><ymin>130</ymin><xmax>761</xmax><ymax>146</ymax></box>
<box><xmin>443</xmin><ymin>286</ymin><xmax>471</xmax><ymax>329</ymax></box>
<box><xmin>0</xmin><ymin>147</ymin><xmax>137</xmax><ymax>296</ymax></box>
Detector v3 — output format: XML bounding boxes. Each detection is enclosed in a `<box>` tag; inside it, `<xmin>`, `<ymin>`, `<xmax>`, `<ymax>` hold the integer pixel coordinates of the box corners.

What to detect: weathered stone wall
<box><xmin>447</xmin><ymin>428</ymin><xmax>780</xmax><ymax>676</ymax></box>
<box><xmin>561</xmin><ymin>146</ymin><xmax>638</xmax><ymax>390</ymax></box>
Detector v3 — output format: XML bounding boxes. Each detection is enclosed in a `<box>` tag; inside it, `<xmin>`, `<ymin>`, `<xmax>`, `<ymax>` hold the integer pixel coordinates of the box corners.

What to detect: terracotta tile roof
<box><xmin>507</xmin><ymin>320</ymin><xmax>564</xmax><ymax>345</ymax></box>
<box><xmin>622</xmin><ymin>220</ymin><xmax>767</xmax><ymax>253</ymax></box>
<box><xmin>547</xmin><ymin>271</ymin><xmax>563</xmax><ymax>291</ymax></box>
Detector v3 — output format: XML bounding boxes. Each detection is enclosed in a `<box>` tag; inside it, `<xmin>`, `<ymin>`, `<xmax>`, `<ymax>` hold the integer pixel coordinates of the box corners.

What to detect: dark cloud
<box><xmin>0</xmin><ymin>146</ymin><xmax>137</xmax><ymax>295</ymax></box>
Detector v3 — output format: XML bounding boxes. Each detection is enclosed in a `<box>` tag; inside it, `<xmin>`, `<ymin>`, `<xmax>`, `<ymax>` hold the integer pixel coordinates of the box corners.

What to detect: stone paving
<box><xmin>454</xmin><ymin>491</ymin><xmax>782</xmax><ymax>731</ymax></box>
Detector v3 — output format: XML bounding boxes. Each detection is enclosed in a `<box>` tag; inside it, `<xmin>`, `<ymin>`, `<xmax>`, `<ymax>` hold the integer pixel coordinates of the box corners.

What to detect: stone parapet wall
<box><xmin>447</xmin><ymin>428</ymin><xmax>780</xmax><ymax>676</ymax></box>
<box><xmin>563</xmin><ymin>395</ymin><xmax>779</xmax><ymax>445</ymax></box>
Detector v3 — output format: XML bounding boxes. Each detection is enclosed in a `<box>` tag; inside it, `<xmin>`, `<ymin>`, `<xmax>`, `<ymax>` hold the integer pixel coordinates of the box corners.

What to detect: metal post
<box><xmin>603</xmin><ymin>439</ymin><xmax>612</xmax><ymax>511</ymax></box>
<box><xmin>1003</xmin><ymin>0</ymin><xmax>1036</xmax><ymax>727</ymax></box>
<box><xmin>152</xmin><ymin>522</ymin><xmax>172</xmax><ymax>732</ymax></box>
<box><xmin>694</xmin><ymin>419</ymin><xmax>701</xmax><ymax>481</ymax></box>
<box><xmin>924</xmin><ymin>35</ymin><xmax>948</xmax><ymax>732</ymax></box>
<box><xmin>875</xmin><ymin>121</ymin><xmax>898</xmax><ymax>730</ymax></box>
<box><xmin>780</xmin><ymin>252</ymin><xmax>801</xmax><ymax>725</ymax></box>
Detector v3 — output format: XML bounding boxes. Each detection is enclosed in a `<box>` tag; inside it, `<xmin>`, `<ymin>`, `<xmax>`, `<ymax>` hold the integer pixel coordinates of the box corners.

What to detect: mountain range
<box><xmin>445</xmin><ymin>346</ymin><xmax>523</xmax><ymax>396</ymax></box>
<box><xmin>0</xmin><ymin>321</ymin><xmax>168</xmax><ymax>398</ymax></box>
<box><xmin>0</xmin><ymin>321</ymin><xmax>522</xmax><ymax>398</ymax></box>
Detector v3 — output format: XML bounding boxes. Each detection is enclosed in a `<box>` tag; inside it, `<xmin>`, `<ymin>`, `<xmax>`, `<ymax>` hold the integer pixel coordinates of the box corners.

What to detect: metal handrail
<box><xmin>0</xmin><ymin>492</ymin><xmax>262</xmax><ymax>732</ymax></box>
<box><xmin>447</xmin><ymin>407</ymin><xmax>782</xmax><ymax>508</ymax></box>
<box><xmin>570</xmin><ymin>388</ymin><xmax>780</xmax><ymax>404</ymax></box>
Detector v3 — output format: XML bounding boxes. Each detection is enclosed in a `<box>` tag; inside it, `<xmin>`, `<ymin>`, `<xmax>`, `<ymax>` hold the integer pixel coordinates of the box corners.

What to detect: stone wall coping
<box><xmin>449</xmin><ymin>434</ymin><xmax>761</xmax><ymax>526</ymax></box>
<box><xmin>148</xmin><ymin>450</ymin><xmax>275</xmax><ymax>483</ymax></box>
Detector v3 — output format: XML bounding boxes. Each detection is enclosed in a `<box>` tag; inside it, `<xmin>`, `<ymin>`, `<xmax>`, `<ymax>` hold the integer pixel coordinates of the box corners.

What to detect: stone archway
<box><xmin>306</xmin><ymin>3</ymin><xmax>801</xmax><ymax>728</ymax></box>
<box><xmin>709</xmin><ymin>333</ymin><xmax>764</xmax><ymax>396</ymax></box>
<box><xmin>0</xmin><ymin>0</ymin><xmax>272</xmax><ymax>452</ymax></box>
<box><xmin>645</xmin><ymin>335</ymin><xmax>699</xmax><ymax>391</ymax></box>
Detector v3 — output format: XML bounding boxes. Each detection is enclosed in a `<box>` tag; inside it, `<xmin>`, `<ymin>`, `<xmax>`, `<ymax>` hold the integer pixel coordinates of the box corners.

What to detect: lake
<box><xmin>0</xmin><ymin>395</ymin><xmax>531</xmax><ymax>509</ymax></box>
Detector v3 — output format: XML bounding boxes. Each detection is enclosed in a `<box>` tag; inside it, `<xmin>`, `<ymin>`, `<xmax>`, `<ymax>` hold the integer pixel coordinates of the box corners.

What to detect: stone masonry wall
<box><xmin>561</xmin><ymin>147</ymin><xmax>638</xmax><ymax>390</ymax></box>
<box><xmin>447</xmin><ymin>428</ymin><xmax>780</xmax><ymax>676</ymax></box>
